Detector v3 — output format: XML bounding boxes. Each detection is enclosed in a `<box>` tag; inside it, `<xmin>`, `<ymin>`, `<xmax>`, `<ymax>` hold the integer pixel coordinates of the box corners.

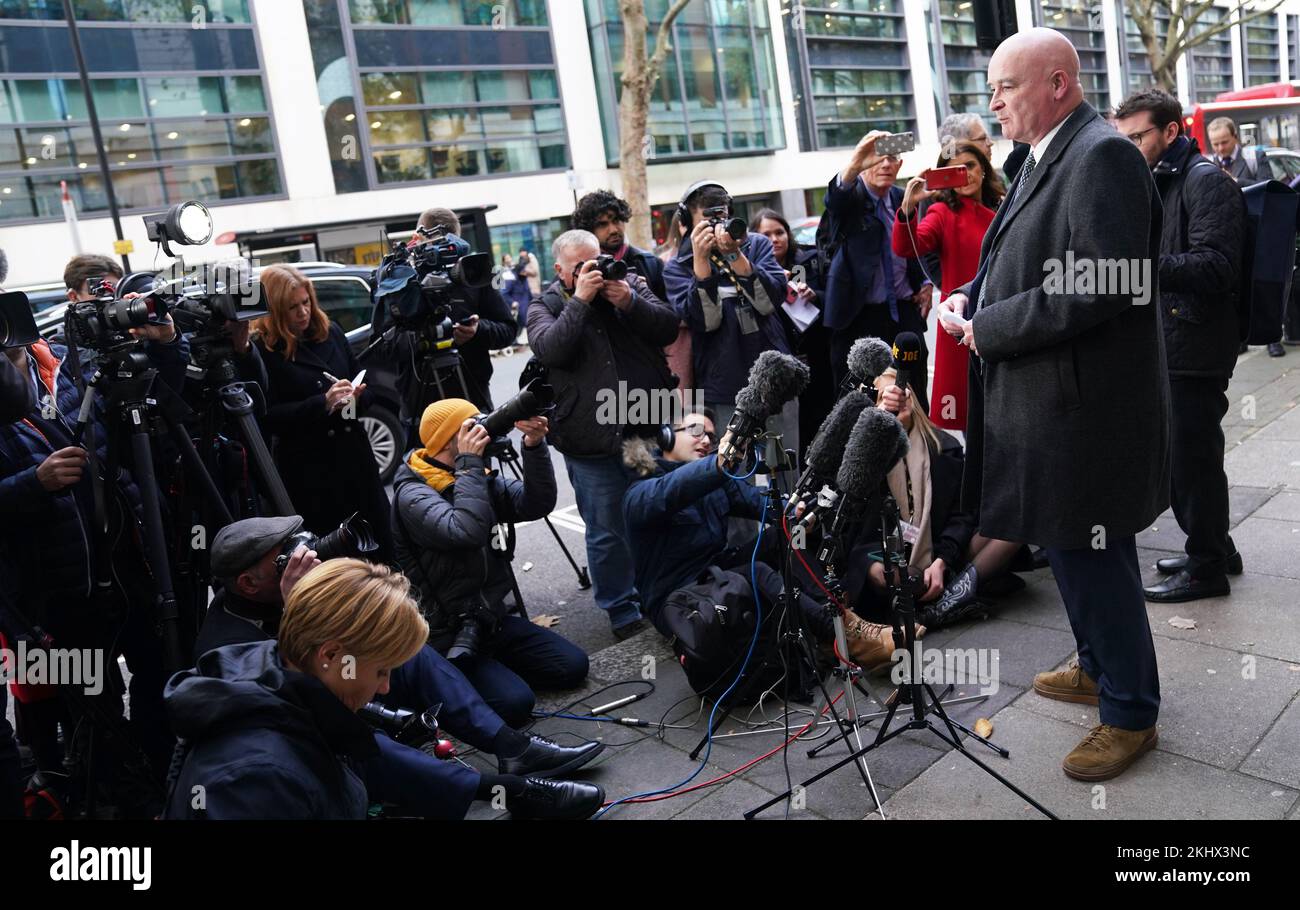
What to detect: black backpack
<box><xmin>658</xmin><ymin>565</ymin><xmax>786</xmax><ymax>704</ymax></box>
<box><xmin>1240</xmin><ymin>178</ymin><xmax>1300</xmax><ymax>344</ymax></box>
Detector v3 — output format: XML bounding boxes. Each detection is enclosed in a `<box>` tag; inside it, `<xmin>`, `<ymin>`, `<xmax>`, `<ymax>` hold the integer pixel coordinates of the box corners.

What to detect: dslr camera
<box><xmin>274</xmin><ymin>511</ymin><xmax>379</xmax><ymax>575</ymax></box>
<box><xmin>588</xmin><ymin>254</ymin><xmax>627</xmax><ymax>282</ymax></box>
<box><xmin>703</xmin><ymin>205</ymin><xmax>747</xmax><ymax>243</ymax></box>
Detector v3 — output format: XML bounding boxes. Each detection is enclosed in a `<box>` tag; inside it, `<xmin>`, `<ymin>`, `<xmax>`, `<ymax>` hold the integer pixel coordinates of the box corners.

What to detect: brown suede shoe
<box><xmin>840</xmin><ymin>612</ymin><xmax>925</xmax><ymax>673</ymax></box>
<box><xmin>1033</xmin><ymin>660</ymin><xmax>1100</xmax><ymax>706</ymax></box>
<box><xmin>1062</xmin><ymin>724</ymin><xmax>1157</xmax><ymax>781</ymax></box>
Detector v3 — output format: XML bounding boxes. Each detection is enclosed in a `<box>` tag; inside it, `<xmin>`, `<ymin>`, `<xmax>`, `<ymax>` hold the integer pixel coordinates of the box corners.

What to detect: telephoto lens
<box><xmin>274</xmin><ymin>512</ymin><xmax>379</xmax><ymax>574</ymax></box>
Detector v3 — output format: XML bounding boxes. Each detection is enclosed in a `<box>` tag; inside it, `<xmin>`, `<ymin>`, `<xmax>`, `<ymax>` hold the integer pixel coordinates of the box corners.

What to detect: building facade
<box><xmin>1</xmin><ymin>0</ymin><xmax>1297</xmax><ymax>285</ymax></box>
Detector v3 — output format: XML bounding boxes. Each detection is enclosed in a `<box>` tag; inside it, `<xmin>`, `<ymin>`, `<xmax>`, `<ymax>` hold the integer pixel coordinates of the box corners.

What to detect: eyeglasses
<box><xmin>1126</xmin><ymin>127</ymin><xmax>1157</xmax><ymax>145</ymax></box>
<box><xmin>675</xmin><ymin>423</ymin><xmax>718</xmax><ymax>444</ymax></box>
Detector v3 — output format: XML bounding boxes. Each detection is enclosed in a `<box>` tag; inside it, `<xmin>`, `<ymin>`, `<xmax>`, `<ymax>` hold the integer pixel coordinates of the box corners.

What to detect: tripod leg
<box><xmin>923</xmin><ymin>721</ymin><xmax>1058</xmax><ymax>819</ymax></box>
<box><xmin>127</xmin><ymin>415</ymin><xmax>185</xmax><ymax>674</ymax></box>
<box><xmin>164</xmin><ymin>419</ymin><xmax>234</xmax><ymax>527</ymax></box>
<box><xmin>498</xmin><ymin>453</ymin><xmax>590</xmax><ymax>588</ymax></box>
<box><xmin>230</xmin><ymin>409</ymin><xmax>294</xmax><ymax>515</ymax></box>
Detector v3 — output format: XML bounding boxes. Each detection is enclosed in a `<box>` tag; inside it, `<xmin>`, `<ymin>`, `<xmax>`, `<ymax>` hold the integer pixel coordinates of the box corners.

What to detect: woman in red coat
<box><xmin>892</xmin><ymin>141</ymin><xmax>1004</xmax><ymax>431</ymax></box>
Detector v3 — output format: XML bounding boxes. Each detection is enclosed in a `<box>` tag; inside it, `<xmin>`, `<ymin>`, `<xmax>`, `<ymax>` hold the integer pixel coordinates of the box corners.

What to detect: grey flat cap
<box><xmin>211</xmin><ymin>515</ymin><xmax>304</xmax><ymax>579</ymax></box>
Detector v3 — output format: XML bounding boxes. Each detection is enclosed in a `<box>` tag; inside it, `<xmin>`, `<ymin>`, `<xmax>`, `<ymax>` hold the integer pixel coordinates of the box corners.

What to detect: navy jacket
<box><xmin>163</xmin><ymin>640</ymin><xmax>376</xmax><ymax>820</ymax></box>
<box><xmin>664</xmin><ymin>231</ymin><xmax>791</xmax><ymax>405</ymax></box>
<box><xmin>820</xmin><ymin>177</ymin><xmax>926</xmax><ymax>331</ymax></box>
<box><xmin>622</xmin><ymin>451</ymin><xmax>763</xmax><ymax>621</ymax></box>
<box><xmin>621</xmin><ymin>244</ymin><xmax>669</xmax><ymax>303</ymax></box>
<box><xmin>0</xmin><ymin>337</ymin><xmax>188</xmax><ymax>604</ymax></box>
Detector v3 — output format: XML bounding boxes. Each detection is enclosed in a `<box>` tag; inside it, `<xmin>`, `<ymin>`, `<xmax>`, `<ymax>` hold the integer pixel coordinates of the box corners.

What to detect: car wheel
<box><xmin>360</xmin><ymin>406</ymin><xmax>403</xmax><ymax>484</ymax></box>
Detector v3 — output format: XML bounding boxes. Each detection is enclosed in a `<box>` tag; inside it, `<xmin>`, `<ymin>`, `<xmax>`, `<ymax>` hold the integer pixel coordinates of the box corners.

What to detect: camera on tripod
<box><xmin>64</xmin><ymin>274</ymin><xmax>171</xmax><ymax>357</ymax></box>
<box><xmin>703</xmin><ymin>205</ymin><xmax>747</xmax><ymax>243</ymax></box>
<box><xmin>379</xmin><ymin>225</ymin><xmax>494</xmax><ymax>340</ymax></box>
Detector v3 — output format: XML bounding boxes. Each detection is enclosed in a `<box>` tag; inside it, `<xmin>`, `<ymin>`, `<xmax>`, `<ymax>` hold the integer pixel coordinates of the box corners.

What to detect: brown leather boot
<box><xmin>1062</xmin><ymin>724</ymin><xmax>1158</xmax><ymax>781</ymax></box>
<box><xmin>1033</xmin><ymin>660</ymin><xmax>1100</xmax><ymax>706</ymax></box>
<box><xmin>840</xmin><ymin>611</ymin><xmax>925</xmax><ymax>672</ymax></box>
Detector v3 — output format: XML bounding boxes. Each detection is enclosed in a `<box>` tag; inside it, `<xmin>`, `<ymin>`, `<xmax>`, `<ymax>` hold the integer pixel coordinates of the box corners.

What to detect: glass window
<box><xmin>421</xmin><ymin>71</ymin><xmax>474</xmax><ymax>104</ymax></box>
<box><xmin>425</xmin><ymin>108</ymin><xmax>481</xmax><ymax>142</ymax></box>
<box><xmin>361</xmin><ymin>72</ymin><xmax>420</xmax><ymax>107</ymax></box>
<box><xmin>311</xmin><ymin>277</ymin><xmax>374</xmax><ymax>332</ymax></box>
<box><xmin>143</xmin><ymin>76</ymin><xmax>265</xmax><ymax>117</ymax></box>
<box><xmin>369</xmin><ymin>109</ymin><xmax>427</xmax><ymax>147</ymax></box>
<box><xmin>476</xmin><ymin>71</ymin><xmax>531</xmax><ymax>103</ymax></box>
<box><xmin>375</xmin><ymin>146</ymin><xmax>432</xmax><ymax>183</ymax></box>
<box><xmin>430</xmin><ymin>144</ymin><xmax>481</xmax><ymax>178</ymax></box>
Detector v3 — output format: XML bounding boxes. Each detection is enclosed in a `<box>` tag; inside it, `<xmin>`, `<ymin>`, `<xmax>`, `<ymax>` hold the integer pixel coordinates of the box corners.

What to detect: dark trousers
<box><xmin>1045</xmin><ymin>537</ymin><xmax>1160</xmax><ymax>730</ymax></box>
<box><xmin>363</xmin><ymin>732</ymin><xmax>480</xmax><ymax>820</ymax></box>
<box><xmin>0</xmin><ymin>687</ymin><xmax>23</xmax><ymax>818</ymax></box>
<box><xmin>446</xmin><ymin>615</ymin><xmax>589</xmax><ymax>728</ymax></box>
<box><xmin>385</xmin><ymin>644</ymin><xmax>509</xmax><ymax>752</ymax></box>
<box><xmin>1169</xmin><ymin>376</ymin><xmax>1234</xmax><ymax>578</ymax></box>
<box><xmin>830</xmin><ymin>301</ymin><xmax>930</xmax><ymax>414</ymax></box>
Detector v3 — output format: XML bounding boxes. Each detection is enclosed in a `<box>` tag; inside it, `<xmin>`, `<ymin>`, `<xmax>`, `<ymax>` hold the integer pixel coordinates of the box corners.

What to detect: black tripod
<box><xmin>745</xmin><ymin>489</ymin><xmax>1058</xmax><ymax>819</ymax></box>
<box><xmin>681</xmin><ymin>437</ymin><xmax>886</xmax><ymax>812</ymax></box>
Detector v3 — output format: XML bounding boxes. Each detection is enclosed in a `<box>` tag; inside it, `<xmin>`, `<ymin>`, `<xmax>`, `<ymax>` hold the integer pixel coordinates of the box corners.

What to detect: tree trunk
<box><xmin>618</xmin><ymin>0</ymin><xmax>654</xmax><ymax>248</ymax></box>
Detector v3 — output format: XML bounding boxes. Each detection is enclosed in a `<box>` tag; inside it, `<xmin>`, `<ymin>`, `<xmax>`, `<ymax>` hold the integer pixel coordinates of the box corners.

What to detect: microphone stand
<box><xmin>685</xmin><ymin>434</ymin><xmax>884</xmax><ymax>814</ymax></box>
<box><xmin>746</xmin><ymin>485</ymin><xmax>1058</xmax><ymax>820</ymax></box>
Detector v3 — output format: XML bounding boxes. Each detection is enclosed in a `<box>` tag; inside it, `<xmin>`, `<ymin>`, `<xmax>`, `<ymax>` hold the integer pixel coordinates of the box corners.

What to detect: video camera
<box><xmin>0</xmin><ymin>290</ymin><xmax>44</xmax><ymax>350</ymax></box>
<box><xmin>377</xmin><ymin>224</ymin><xmax>494</xmax><ymax>336</ymax></box>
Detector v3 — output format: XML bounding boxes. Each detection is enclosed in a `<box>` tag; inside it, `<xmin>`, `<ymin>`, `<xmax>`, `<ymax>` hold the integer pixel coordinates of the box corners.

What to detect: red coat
<box><xmin>892</xmin><ymin>197</ymin><xmax>996</xmax><ymax>430</ymax></box>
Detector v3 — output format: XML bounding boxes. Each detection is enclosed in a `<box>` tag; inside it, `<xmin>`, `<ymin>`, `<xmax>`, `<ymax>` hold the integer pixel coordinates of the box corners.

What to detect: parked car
<box><xmin>28</xmin><ymin>262</ymin><xmax>408</xmax><ymax>484</ymax></box>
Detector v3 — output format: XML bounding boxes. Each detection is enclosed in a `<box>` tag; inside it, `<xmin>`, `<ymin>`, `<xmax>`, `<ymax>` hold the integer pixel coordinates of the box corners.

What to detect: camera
<box><xmin>589</xmin><ymin>254</ymin><xmax>627</xmax><ymax>282</ymax></box>
<box><xmin>703</xmin><ymin>205</ymin><xmax>747</xmax><ymax>243</ymax></box>
<box><xmin>274</xmin><ymin>511</ymin><xmax>379</xmax><ymax>575</ymax></box>
<box><xmin>475</xmin><ymin>359</ymin><xmax>555</xmax><ymax>439</ymax></box>
<box><xmin>0</xmin><ymin>291</ymin><xmax>40</xmax><ymax>350</ymax></box>
<box><xmin>64</xmin><ymin>273</ymin><xmax>173</xmax><ymax>355</ymax></box>
<box><xmin>377</xmin><ymin>225</ymin><xmax>493</xmax><ymax>334</ymax></box>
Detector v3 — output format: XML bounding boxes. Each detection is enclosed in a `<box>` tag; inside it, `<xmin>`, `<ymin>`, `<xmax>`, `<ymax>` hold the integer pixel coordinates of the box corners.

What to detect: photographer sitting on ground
<box><xmin>393</xmin><ymin>399</ymin><xmax>589</xmax><ymax>727</ymax></box>
<box><xmin>621</xmin><ymin>411</ymin><xmax>910</xmax><ymax>671</ymax></box>
<box><xmin>187</xmin><ymin>523</ymin><xmax>603</xmax><ymax>820</ymax></box>
<box><xmin>842</xmin><ymin>369</ymin><xmax>1027</xmax><ymax>630</ymax></box>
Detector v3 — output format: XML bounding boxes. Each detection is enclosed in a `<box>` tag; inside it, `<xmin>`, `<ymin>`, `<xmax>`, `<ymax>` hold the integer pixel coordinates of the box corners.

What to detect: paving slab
<box><xmin>1239</xmin><ymin>694</ymin><xmax>1300</xmax><ymax>790</ymax></box>
<box><xmin>878</xmin><ymin>705</ymin><xmax>1296</xmax><ymax>820</ymax></box>
<box><xmin>1226</xmin><ymin>516</ymin><xmax>1300</xmax><ymax>580</ymax></box>
<box><xmin>1225</xmin><ymin>440</ymin><xmax>1300</xmax><ymax>490</ymax></box>
<box><xmin>1142</xmin><ymin>571</ymin><xmax>1300</xmax><ymax>665</ymax></box>
<box><xmin>1255</xmin><ymin>490</ymin><xmax>1300</xmax><ymax>521</ymax></box>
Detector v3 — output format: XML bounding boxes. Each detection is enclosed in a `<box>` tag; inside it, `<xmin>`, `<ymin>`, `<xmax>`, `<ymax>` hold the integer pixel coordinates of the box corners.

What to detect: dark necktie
<box><xmin>976</xmin><ymin>150</ymin><xmax>1037</xmax><ymax>313</ymax></box>
<box><xmin>1219</xmin><ymin>156</ymin><xmax>1232</xmax><ymax>171</ymax></box>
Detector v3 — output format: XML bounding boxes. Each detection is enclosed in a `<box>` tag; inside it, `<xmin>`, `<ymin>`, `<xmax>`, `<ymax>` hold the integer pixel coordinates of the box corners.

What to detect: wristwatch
<box><xmin>724</xmin><ymin>251</ymin><xmax>741</xmax><ymax>263</ymax></box>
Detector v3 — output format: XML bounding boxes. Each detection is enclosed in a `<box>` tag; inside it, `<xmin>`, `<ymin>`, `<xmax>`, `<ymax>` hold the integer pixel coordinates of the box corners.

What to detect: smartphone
<box><xmin>875</xmin><ymin>131</ymin><xmax>916</xmax><ymax>157</ymax></box>
<box><xmin>924</xmin><ymin>165</ymin><xmax>968</xmax><ymax>190</ymax></box>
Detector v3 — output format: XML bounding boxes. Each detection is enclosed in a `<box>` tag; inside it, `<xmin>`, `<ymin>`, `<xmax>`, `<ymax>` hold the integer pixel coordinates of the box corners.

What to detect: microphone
<box><xmin>891</xmin><ymin>331</ymin><xmax>922</xmax><ymax>398</ymax></box>
<box><xmin>718</xmin><ymin>351</ymin><xmax>810</xmax><ymax>472</ymax></box>
<box><xmin>817</xmin><ymin>408</ymin><xmax>909</xmax><ymax>566</ymax></box>
<box><xmin>792</xmin><ymin>390</ymin><xmax>872</xmax><ymax>531</ymax></box>
<box><xmin>843</xmin><ymin>337</ymin><xmax>894</xmax><ymax>395</ymax></box>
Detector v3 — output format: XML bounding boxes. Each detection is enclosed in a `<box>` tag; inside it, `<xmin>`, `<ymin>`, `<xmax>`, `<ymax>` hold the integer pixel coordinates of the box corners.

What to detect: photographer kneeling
<box><xmin>182</xmin><ymin>520</ymin><xmax>604</xmax><ymax>819</ymax></box>
<box><xmin>621</xmin><ymin>412</ymin><xmax>906</xmax><ymax>671</ymax></box>
<box><xmin>393</xmin><ymin>399</ymin><xmax>589</xmax><ymax>726</ymax></box>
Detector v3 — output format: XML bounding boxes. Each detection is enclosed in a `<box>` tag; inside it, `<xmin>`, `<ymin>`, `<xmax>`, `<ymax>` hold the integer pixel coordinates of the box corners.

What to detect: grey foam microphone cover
<box><xmin>836</xmin><ymin>408</ymin><xmax>909</xmax><ymax>500</ymax></box>
<box><xmin>804</xmin><ymin>390</ymin><xmax>871</xmax><ymax>480</ymax></box>
<box><xmin>846</xmin><ymin>337</ymin><xmax>894</xmax><ymax>385</ymax></box>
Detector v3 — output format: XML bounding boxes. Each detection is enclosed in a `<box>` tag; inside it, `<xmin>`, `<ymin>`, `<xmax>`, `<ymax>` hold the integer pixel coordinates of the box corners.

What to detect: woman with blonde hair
<box><xmin>163</xmin><ymin>559</ymin><xmax>428</xmax><ymax>818</ymax></box>
<box><xmin>843</xmin><ymin>369</ymin><xmax>1026</xmax><ymax>629</ymax></box>
<box><xmin>253</xmin><ymin>264</ymin><xmax>394</xmax><ymax>562</ymax></box>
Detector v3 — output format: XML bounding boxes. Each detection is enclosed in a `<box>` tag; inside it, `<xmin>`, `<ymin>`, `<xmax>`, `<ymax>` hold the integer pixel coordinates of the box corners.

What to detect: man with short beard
<box><xmin>573</xmin><ymin>189</ymin><xmax>669</xmax><ymax>303</ymax></box>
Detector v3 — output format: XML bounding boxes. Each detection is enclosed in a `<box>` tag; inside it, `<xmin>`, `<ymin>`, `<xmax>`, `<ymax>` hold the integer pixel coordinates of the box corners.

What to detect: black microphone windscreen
<box><xmin>847</xmin><ymin>337</ymin><xmax>894</xmax><ymax>385</ymax></box>
<box><xmin>805</xmin><ymin>390</ymin><xmax>871</xmax><ymax>479</ymax></box>
<box><xmin>836</xmin><ymin>408</ymin><xmax>909</xmax><ymax>499</ymax></box>
<box><xmin>747</xmin><ymin>350</ymin><xmax>810</xmax><ymax>414</ymax></box>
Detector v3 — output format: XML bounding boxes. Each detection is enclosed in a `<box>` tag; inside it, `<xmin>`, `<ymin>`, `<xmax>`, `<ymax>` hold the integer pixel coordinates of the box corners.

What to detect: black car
<box><xmin>28</xmin><ymin>262</ymin><xmax>407</xmax><ymax>483</ymax></box>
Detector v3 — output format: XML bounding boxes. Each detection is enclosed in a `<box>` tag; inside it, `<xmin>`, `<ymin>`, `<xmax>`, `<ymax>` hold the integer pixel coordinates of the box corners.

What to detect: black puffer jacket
<box><xmin>526</xmin><ymin>274</ymin><xmax>679</xmax><ymax>458</ymax></box>
<box><xmin>391</xmin><ymin>441</ymin><xmax>556</xmax><ymax>642</ymax></box>
<box><xmin>163</xmin><ymin>640</ymin><xmax>376</xmax><ymax>819</ymax></box>
<box><xmin>1152</xmin><ymin>136</ymin><xmax>1247</xmax><ymax>378</ymax></box>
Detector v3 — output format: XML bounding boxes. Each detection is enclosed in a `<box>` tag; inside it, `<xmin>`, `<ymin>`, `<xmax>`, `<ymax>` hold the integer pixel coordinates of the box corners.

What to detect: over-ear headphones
<box><xmin>623</xmin><ymin>423</ymin><xmax>676</xmax><ymax>451</ymax></box>
<box><xmin>676</xmin><ymin>180</ymin><xmax>733</xmax><ymax>231</ymax></box>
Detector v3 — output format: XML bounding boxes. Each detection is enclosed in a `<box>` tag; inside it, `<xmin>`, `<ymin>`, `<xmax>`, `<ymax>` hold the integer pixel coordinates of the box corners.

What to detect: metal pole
<box><xmin>62</xmin><ymin>0</ymin><xmax>131</xmax><ymax>272</ymax></box>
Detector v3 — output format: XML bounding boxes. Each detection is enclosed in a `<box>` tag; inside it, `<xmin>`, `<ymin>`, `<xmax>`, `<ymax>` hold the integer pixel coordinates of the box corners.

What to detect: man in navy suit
<box><xmin>821</xmin><ymin>135</ymin><xmax>932</xmax><ymax>410</ymax></box>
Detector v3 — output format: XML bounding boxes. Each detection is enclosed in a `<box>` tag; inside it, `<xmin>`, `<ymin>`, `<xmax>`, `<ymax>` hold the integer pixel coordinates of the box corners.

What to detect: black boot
<box><xmin>498</xmin><ymin>734</ymin><xmax>604</xmax><ymax>779</ymax></box>
<box><xmin>917</xmin><ymin>564</ymin><xmax>982</xmax><ymax>630</ymax></box>
<box><xmin>509</xmin><ymin>778</ymin><xmax>605</xmax><ymax>820</ymax></box>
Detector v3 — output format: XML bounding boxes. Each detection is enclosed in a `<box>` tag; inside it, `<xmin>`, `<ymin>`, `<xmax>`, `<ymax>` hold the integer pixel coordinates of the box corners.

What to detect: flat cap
<box><xmin>211</xmin><ymin>515</ymin><xmax>304</xmax><ymax>579</ymax></box>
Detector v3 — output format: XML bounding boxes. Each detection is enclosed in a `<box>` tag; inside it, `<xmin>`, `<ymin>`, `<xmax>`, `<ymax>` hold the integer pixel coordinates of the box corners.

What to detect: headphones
<box><xmin>676</xmin><ymin>180</ymin><xmax>733</xmax><ymax>231</ymax></box>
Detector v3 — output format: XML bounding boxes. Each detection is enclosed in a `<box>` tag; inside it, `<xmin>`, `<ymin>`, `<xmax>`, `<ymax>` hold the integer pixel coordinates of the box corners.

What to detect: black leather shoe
<box><xmin>917</xmin><ymin>564</ymin><xmax>983</xmax><ymax>629</ymax></box>
<box><xmin>498</xmin><ymin>734</ymin><xmax>604</xmax><ymax>779</ymax></box>
<box><xmin>1155</xmin><ymin>551</ymin><xmax>1243</xmax><ymax>576</ymax></box>
<box><xmin>509</xmin><ymin>778</ymin><xmax>604</xmax><ymax>820</ymax></box>
<box><xmin>1143</xmin><ymin>570</ymin><xmax>1229</xmax><ymax>603</ymax></box>
<box><xmin>1268</xmin><ymin>342</ymin><xmax>1287</xmax><ymax>357</ymax></box>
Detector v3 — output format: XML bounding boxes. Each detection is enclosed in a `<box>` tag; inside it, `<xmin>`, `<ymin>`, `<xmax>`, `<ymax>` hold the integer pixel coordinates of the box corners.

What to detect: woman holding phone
<box><xmin>892</xmin><ymin>141</ymin><xmax>1004</xmax><ymax>432</ymax></box>
<box><xmin>253</xmin><ymin>264</ymin><xmax>394</xmax><ymax>562</ymax></box>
